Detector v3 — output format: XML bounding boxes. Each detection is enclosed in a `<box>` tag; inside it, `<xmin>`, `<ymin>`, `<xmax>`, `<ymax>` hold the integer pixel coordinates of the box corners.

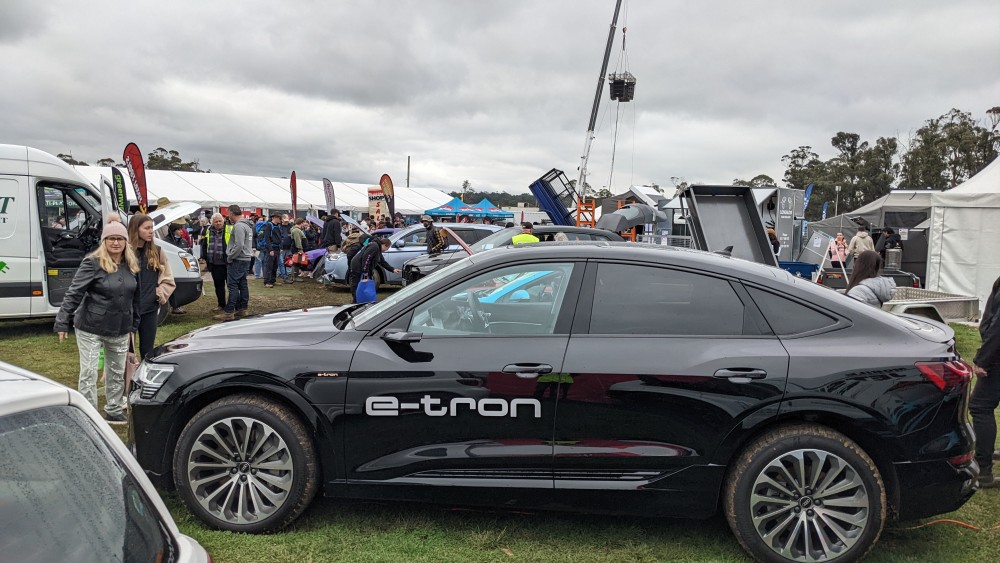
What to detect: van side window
<box><xmin>39</xmin><ymin>185</ymin><xmax>84</xmax><ymax>230</ymax></box>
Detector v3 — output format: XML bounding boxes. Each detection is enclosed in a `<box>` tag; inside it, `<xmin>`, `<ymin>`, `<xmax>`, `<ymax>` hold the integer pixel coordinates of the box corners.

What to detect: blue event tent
<box><xmin>424</xmin><ymin>197</ymin><xmax>513</xmax><ymax>219</ymax></box>
<box><xmin>470</xmin><ymin>198</ymin><xmax>514</xmax><ymax>219</ymax></box>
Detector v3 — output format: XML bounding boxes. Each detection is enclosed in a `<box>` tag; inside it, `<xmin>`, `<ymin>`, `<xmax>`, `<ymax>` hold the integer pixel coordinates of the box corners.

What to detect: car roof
<box><xmin>468</xmin><ymin>242</ymin><xmax>791</xmax><ymax>283</ymax></box>
<box><xmin>0</xmin><ymin>361</ymin><xmax>72</xmax><ymax>417</ymax></box>
<box><xmin>434</xmin><ymin>223</ymin><xmax>499</xmax><ymax>230</ymax></box>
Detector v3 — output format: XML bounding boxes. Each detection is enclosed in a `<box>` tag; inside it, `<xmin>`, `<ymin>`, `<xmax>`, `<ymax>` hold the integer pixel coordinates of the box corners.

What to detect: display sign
<box><xmin>322</xmin><ymin>178</ymin><xmax>336</xmax><ymax>212</ymax></box>
<box><xmin>111</xmin><ymin>167</ymin><xmax>128</xmax><ymax>211</ymax></box>
<box><xmin>122</xmin><ymin>143</ymin><xmax>147</xmax><ymax>212</ymax></box>
<box><xmin>368</xmin><ymin>187</ymin><xmax>387</xmax><ymax>224</ymax></box>
<box><xmin>379</xmin><ymin>174</ymin><xmax>395</xmax><ymax>219</ymax></box>
<box><xmin>290</xmin><ymin>171</ymin><xmax>298</xmax><ymax>216</ymax></box>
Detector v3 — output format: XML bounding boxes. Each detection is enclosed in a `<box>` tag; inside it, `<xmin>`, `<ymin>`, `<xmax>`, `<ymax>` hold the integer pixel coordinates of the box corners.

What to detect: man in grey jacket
<box><xmin>214</xmin><ymin>205</ymin><xmax>254</xmax><ymax>321</ymax></box>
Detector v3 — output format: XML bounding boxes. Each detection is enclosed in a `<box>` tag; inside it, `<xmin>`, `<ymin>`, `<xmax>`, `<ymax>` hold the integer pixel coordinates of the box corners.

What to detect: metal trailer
<box><xmin>882</xmin><ymin>287</ymin><xmax>980</xmax><ymax>323</ymax></box>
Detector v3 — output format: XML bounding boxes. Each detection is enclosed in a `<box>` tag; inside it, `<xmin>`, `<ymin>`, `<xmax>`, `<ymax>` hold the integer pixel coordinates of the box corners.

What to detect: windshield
<box><xmin>0</xmin><ymin>406</ymin><xmax>174</xmax><ymax>562</ymax></box>
<box><xmin>77</xmin><ymin>186</ymin><xmax>101</xmax><ymax>213</ymax></box>
<box><xmin>470</xmin><ymin>227</ymin><xmax>519</xmax><ymax>252</ymax></box>
<box><xmin>352</xmin><ymin>256</ymin><xmax>474</xmax><ymax>327</ymax></box>
<box><xmin>390</xmin><ymin>224</ymin><xmax>422</xmax><ymax>243</ymax></box>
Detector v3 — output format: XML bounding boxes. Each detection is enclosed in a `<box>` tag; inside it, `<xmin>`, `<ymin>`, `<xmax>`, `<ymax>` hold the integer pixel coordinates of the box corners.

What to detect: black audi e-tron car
<box><xmin>130</xmin><ymin>242</ymin><xmax>978</xmax><ymax>562</ymax></box>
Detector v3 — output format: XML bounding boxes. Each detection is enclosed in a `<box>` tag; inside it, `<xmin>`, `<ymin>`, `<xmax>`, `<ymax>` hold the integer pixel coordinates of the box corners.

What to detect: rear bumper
<box><xmin>893</xmin><ymin>458</ymin><xmax>978</xmax><ymax>520</ymax></box>
<box><xmin>172</xmin><ymin>277</ymin><xmax>203</xmax><ymax>307</ymax></box>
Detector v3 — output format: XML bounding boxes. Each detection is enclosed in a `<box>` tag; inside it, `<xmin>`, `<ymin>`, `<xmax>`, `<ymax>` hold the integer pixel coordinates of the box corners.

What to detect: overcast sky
<box><xmin>3</xmin><ymin>0</ymin><xmax>998</xmax><ymax>194</ymax></box>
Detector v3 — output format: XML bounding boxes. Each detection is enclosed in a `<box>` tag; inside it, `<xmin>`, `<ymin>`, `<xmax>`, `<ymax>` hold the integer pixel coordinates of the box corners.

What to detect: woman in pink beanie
<box><xmin>54</xmin><ymin>217</ymin><xmax>141</xmax><ymax>424</ymax></box>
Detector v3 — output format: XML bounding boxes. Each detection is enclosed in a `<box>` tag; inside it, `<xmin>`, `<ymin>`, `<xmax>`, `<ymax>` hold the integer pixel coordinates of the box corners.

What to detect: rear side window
<box><xmin>452</xmin><ymin>228</ymin><xmax>487</xmax><ymax>244</ymax></box>
<box><xmin>590</xmin><ymin>263</ymin><xmax>750</xmax><ymax>335</ymax></box>
<box><xmin>746</xmin><ymin>286</ymin><xmax>838</xmax><ymax>335</ymax></box>
<box><xmin>0</xmin><ymin>406</ymin><xmax>174</xmax><ymax>562</ymax></box>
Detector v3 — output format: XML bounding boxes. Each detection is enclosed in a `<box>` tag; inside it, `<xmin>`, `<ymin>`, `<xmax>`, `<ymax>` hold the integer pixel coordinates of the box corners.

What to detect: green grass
<box><xmin>1</xmin><ymin>280</ymin><xmax>997</xmax><ymax>562</ymax></box>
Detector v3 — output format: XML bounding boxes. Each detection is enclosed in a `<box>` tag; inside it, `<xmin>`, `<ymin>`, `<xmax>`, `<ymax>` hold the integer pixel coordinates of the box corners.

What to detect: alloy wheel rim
<box><xmin>749</xmin><ymin>448</ymin><xmax>869</xmax><ymax>562</ymax></box>
<box><xmin>186</xmin><ymin>416</ymin><xmax>294</xmax><ymax>525</ymax></box>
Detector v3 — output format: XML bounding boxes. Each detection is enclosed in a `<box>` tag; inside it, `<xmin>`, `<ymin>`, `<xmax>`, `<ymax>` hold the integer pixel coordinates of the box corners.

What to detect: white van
<box><xmin>0</xmin><ymin>145</ymin><xmax>202</xmax><ymax>324</ymax></box>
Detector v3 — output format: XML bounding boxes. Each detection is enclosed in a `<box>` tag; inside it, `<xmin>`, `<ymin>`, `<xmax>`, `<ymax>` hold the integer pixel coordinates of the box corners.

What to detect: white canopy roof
<box><xmin>927</xmin><ymin>157</ymin><xmax>1000</xmax><ymax>312</ymax></box>
<box><xmin>71</xmin><ymin>167</ymin><xmax>452</xmax><ymax>215</ymax></box>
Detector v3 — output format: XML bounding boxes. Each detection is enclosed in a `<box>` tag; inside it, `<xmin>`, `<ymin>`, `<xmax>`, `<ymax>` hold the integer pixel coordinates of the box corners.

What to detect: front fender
<box><xmin>151</xmin><ymin>370</ymin><xmax>342</xmax><ymax>484</ymax></box>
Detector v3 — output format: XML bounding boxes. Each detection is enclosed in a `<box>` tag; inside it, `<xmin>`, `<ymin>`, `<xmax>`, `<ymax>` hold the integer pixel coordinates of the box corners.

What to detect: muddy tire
<box><xmin>724</xmin><ymin>424</ymin><xmax>886</xmax><ymax>562</ymax></box>
<box><xmin>173</xmin><ymin>394</ymin><xmax>319</xmax><ymax>533</ymax></box>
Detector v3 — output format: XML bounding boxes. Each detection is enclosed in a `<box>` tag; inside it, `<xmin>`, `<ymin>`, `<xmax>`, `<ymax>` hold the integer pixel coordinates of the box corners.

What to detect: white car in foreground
<box><xmin>0</xmin><ymin>361</ymin><xmax>210</xmax><ymax>563</ymax></box>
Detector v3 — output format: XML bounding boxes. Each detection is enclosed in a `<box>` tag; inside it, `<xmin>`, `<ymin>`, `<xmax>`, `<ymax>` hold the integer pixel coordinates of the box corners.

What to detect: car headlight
<box><xmin>134</xmin><ymin>362</ymin><xmax>175</xmax><ymax>398</ymax></box>
<box><xmin>178</xmin><ymin>251</ymin><xmax>199</xmax><ymax>273</ymax></box>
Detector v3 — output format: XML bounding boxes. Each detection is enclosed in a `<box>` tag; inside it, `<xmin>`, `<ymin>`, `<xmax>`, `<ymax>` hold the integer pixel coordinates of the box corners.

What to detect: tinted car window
<box><xmin>590</xmin><ymin>263</ymin><xmax>747</xmax><ymax>336</ymax></box>
<box><xmin>409</xmin><ymin>263</ymin><xmax>575</xmax><ymax>336</ymax></box>
<box><xmin>746</xmin><ymin>286</ymin><xmax>838</xmax><ymax>335</ymax></box>
<box><xmin>0</xmin><ymin>406</ymin><xmax>173</xmax><ymax>562</ymax></box>
<box><xmin>451</xmin><ymin>228</ymin><xmax>487</xmax><ymax>244</ymax></box>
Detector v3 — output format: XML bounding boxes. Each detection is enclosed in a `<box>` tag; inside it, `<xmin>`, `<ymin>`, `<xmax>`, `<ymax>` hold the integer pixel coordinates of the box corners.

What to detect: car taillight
<box><xmin>915</xmin><ymin>360</ymin><xmax>972</xmax><ymax>392</ymax></box>
<box><xmin>947</xmin><ymin>451</ymin><xmax>975</xmax><ymax>467</ymax></box>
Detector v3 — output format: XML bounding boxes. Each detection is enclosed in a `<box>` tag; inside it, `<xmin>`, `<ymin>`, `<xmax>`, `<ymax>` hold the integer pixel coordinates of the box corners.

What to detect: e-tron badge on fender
<box><xmin>366</xmin><ymin>395</ymin><xmax>542</xmax><ymax>418</ymax></box>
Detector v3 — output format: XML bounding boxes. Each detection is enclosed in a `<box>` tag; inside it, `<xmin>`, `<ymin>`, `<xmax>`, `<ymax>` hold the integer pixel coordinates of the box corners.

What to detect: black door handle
<box><xmin>713</xmin><ymin>368</ymin><xmax>767</xmax><ymax>380</ymax></box>
<box><xmin>502</xmin><ymin>363</ymin><xmax>553</xmax><ymax>379</ymax></box>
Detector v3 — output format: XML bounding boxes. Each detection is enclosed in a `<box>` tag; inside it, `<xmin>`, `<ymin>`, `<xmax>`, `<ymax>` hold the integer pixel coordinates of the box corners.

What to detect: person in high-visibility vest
<box><xmin>201</xmin><ymin>213</ymin><xmax>232</xmax><ymax>311</ymax></box>
<box><xmin>511</xmin><ymin>222</ymin><xmax>540</xmax><ymax>245</ymax></box>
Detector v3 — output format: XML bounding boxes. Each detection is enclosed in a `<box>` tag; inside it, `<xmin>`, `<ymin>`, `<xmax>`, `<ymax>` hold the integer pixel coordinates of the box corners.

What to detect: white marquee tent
<box><xmin>72</xmin><ymin>166</ymin><xmax>452</xmax><ymax>215</ymax></box>
<box><xmin>927</xmin><ymin>157</ymin><xmax>1000</xmax><ymax>313</ymax></box>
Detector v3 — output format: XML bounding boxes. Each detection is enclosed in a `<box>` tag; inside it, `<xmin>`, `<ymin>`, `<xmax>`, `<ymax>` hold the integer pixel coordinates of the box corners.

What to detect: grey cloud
<box><xmin>3</xmin><ymin>0</ymin><xmax>998</xmax><ymax>195</ymax></box>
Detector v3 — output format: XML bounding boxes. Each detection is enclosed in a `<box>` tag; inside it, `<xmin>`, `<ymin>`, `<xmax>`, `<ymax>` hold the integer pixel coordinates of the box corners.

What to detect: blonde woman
<box><xmin>128</xmin><ymin>213</ymin><xmax>176</xmax><ymax>360</ymax></box>
<box><xmin>54</xmin><ymin>219</ymin><xmax>141</xmax><ymax>423</ymax></box>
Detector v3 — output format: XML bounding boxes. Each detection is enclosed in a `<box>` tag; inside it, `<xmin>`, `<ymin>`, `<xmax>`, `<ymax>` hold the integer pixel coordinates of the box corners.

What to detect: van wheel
<box><xmin>156</xmin><ymin>302</ymin><xmax>170</xmax><ymax>326</ymax></box>
<box><xmin>173</xmin><ymin>394</ymin><xmax>320</xmax><ymax>533</ymax></box>
<box><xmin>724</xmin><ymin>424</ymin><xmax>886</xmax><ymax>562</ymax></box>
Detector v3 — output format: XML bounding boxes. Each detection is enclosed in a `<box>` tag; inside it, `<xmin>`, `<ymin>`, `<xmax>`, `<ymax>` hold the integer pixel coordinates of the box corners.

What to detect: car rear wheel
<box><xmin>724</xmin><ymin>424</ymin><xmax>886</xmax><ymax>563</ymax></box>
<box><xmin>173</xmin><ymin>394</ymin><xmax>319</xmax><ymax>533</ymax></box>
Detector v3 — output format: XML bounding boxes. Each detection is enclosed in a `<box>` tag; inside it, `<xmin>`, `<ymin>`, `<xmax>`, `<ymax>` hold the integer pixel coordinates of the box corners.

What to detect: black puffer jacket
<box><xmin>54</xmin><ymin>256</ymin><xmax>140</xmax><ymax>337</ymax></box>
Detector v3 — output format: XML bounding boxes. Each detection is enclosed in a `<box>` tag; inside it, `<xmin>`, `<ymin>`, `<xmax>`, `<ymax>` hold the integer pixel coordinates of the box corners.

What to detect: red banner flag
<box><xmin>379</xmin><ymin>174</ymin><xmax>395</xmax><ymax>219</ymax></box>
<box><xmin>290</xmin><ymin>171</ymin><xmax>297</xmax><ymax>216</ymax></box>
<box><xmin>122</xmin><ymin>142</ymin><xmax>147</xmax><ymax>213</ymax></box>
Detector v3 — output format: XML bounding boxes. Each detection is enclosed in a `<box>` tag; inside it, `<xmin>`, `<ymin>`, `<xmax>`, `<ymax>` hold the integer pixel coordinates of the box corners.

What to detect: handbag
<box><xmin>355</xmin><ymin>274</ymin><xmax>377</xmax><ymax>304</ymax></box>
<box><xmin>124</xmin><ymin>334</ymin><xmax>140</xmax><ymax>396</ymax></box>
<box><xmin>293</xmin><ymin>251</ymin><xmax>309</xmax><ymax>266</ymax></box>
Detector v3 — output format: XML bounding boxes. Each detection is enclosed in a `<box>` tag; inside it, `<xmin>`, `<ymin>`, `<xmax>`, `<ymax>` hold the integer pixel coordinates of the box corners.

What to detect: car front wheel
<box><xmin>173</xmin><ymin>394</ymin><xmax>319</xmax><ymax>533</ymax></box>
<box><xmin>724</xmin><ymin>424</ymin><xmax>886</xmax><ymax>563</ymax></box>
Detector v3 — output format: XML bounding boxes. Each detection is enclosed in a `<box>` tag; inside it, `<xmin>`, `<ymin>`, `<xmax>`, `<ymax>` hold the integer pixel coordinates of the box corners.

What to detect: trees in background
<box><xmin>781</xmin><ymin>107</ymin><xmax>998</xmax><ymax>220</ymax></box>
<box><xmin>899</xmin><ymin>108</ymin><xmax>998</xmax><ymax>189</ymax></box>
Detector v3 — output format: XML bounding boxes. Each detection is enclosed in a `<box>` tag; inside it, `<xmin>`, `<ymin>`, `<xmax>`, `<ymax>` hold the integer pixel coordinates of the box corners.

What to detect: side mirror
<box><xmin>394</xmin><ymin>239</ymin><xmax>405</xmax><ymax>248</ymax></box>
<box><xmin>381</xmin><ymin>329</ymin><xmax>422</xmax><ymax>344</ymax></box>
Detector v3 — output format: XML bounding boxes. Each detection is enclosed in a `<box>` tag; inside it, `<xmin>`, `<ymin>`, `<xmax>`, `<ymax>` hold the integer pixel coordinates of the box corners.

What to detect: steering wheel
<box><xmin>467</xmin><ymin>291</ymin><xmax>489</xmax><ymax>331</ymax></box>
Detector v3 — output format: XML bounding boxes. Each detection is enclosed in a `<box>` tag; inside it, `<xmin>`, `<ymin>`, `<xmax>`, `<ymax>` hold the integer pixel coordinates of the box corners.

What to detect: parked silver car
<box><xmin>0</xmin><ymin>361</ymin><xmax>209</xmax><ymax>562</ymax></box>
<box><xmin>323</xmin><ymin>222</ymin><xmax>500</xmax><ymax>286</ymax></box>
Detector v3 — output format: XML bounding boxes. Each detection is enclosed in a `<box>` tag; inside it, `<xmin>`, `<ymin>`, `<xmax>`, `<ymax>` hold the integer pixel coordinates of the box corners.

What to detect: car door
<box><xmin>343</xmin><ymin>260</ymin><xmax>584</xmax><ymax>497</ymax></box>
<box><xmin>553</xmin><ymin>261</ymin><xmax>788</xmax><ymax>516</ymax></box>
<box><xmin>384</xmin><ymin>226</ymin><xmax>428</xmax><ymax>282</ymax></box>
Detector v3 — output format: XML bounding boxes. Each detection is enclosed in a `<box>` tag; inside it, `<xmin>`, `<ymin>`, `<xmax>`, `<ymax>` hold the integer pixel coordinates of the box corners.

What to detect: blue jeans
<box><xmin>254</xmin><ymin>250</ymin><xmax>264</xmax><ymax>277</ymax></box>
<box><xmin>971</xmin><ymin>365</ymin><xmax>1000</xmax><ymax>474</ymax></box>
<box><xmin>278</xmin><ymin>249</ymin><xmax>289</xmax><ymax>278</ymax></box>
<box><xmin>224</xmin><ymin>259</ymin><xmax>251</xmax><ymax>313</ymax></box>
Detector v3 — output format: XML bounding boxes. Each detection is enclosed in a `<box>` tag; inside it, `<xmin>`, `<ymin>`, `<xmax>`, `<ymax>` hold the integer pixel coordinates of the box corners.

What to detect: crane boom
<box><xmin>576</xmin><ymin>0</ymin><xmax>623</xmax><ymax>197</ymax></box>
